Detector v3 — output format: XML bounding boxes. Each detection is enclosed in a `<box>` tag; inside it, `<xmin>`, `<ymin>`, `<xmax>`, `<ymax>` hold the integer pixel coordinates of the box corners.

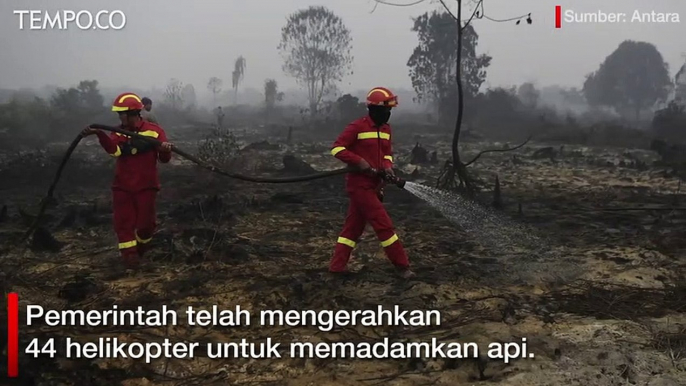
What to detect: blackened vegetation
<box><xmin>281</xmin><ymin>154</ymin><xmax>316</xmax><ymax>175</ymax></box>
<box><xmin>652</xmin><ymin>101</ymin><xmax>686</xmax><ymax>143</ymax></box>
<box><xmin>30</xmin><ymin>226</ymin><xmax>62</xmax><ymax>252</ymax></box>
<box><xmin>2</xmin><ymin>128</ymin><xmax>686</xmax><ymax>384</ymax></box>
<box><xmin>410</xmin><ymin>143</ymin><xmax>438</xmax><ymax>165</ymax></box>
<box><xmin>197</xmin><ymin>127</ymin><xmax>241</xmax><ymax>168</ymax></box>
<box><xmin>541</xmin><ymin>281</ymin><xmax>686</xmax><ymax>320</ymax></box>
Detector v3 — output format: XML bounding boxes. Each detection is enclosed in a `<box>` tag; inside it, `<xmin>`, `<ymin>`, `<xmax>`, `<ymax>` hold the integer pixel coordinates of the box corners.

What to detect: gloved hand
<box><xmin>380</xmin><ymin>168</ymin><xmax>397</xmax><ymax>183</ymax></box>
<box><xmin>81</xmin><ymin>126</ymin><xmax>100</xmax><ymax>136</ymax></box>
<box><xmin>119</xmin><ymin>137</ymin><xmax>155</xmax><ymax>156</ymax></box>
<box><xmin>356</xmin><ymin>159</ymin><xmax>379</xmax><ymax>177</ymax></box>
<box><xmin>159</xmin><ymin>142</ymin><xmax>173</xmax><ymax>152</ymax></box>
<box><xmin>130</xmin><ymin>137</ymin><xmax>156</xmax><ymax>153</ymax></box>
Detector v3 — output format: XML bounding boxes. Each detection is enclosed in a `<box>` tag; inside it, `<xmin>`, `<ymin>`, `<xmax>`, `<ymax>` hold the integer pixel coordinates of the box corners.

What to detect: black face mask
<box><xmin>368</xmin><ymin>106</ymin><xmax>391</xmax><ymax>126</ymax></box>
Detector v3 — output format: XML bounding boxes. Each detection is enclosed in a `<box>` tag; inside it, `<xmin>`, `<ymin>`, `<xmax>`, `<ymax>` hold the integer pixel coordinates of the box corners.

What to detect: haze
<box><xmin>1</xmin><ymin>0</ymin><xmax>684</xmax><ymax>101</ymax></box>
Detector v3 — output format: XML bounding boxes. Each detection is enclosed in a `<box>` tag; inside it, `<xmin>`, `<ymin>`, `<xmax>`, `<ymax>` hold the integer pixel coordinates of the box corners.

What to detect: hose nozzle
<box><xmin>376</xmin><ymin>169</ymin><xmax>406</xmax><ymax>189</ymax></box>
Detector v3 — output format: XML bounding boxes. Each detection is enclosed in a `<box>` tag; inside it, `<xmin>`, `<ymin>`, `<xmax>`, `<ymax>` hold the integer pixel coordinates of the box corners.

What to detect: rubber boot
<box><xmin>121</xmin><ymin>248</ymin><xmax>140</xmax><ymax>269</ymax></box>
<box><xmin>330</xmin><ymin>243</ymin><xmax>354</xmax><ymax>273</ymax></box>
<box><xmin>396</xmin><ymin>266</ymin><xmax>416</xmax><ymax>279</ymax></box>
<box><xmin>137</xmin><ymin>243</ymin><xmax>150</xmax><ymax>258</ymax></box>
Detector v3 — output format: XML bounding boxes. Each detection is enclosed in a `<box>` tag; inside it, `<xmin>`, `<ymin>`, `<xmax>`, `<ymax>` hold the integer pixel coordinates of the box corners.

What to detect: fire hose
<box><xmin>21</xmin><ymin>124</ymin><xmax>405</xmax><ymax>242</ymax></box>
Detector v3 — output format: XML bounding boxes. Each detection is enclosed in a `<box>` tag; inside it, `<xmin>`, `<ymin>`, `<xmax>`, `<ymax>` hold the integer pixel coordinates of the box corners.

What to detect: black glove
<box><xmin>131</xmin><ymin>137</ymin><xmax>155</xmax><ymax>153</ymax></box>
<box><xmin>380</xmin><ymin>171</ymin><xmax>396</xmax><ymax>184</ymax></box>
<box><xmin>120</xmin><ymin>137</ymin><xmax>155</xmax><ymax>156</ymax></box>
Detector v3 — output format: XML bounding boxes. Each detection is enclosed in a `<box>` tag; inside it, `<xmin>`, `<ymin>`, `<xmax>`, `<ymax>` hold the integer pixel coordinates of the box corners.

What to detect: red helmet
<box><xmin>366</xmin><ymin>87</ymin><xmax>398</xmax><ymax>107</ymax></box>
<box><xmin>112</xmin><ymin>92</ymin><xmax>144</xmax><ymax>112</ymax></box>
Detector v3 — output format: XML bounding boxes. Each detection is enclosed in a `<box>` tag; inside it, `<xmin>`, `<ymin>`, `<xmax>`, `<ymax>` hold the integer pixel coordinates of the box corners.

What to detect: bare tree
<box><xmin>182</xmin><ymin>83</ymin><xmax>197</xmax><ymax>108</ymax></box>
<box><xmin>441</xmin><ymin>1</ymin><xmax>533</xmax><ymax>194</ymax></box>
<box><xmin>277</xmin><ymin>6</ymin><xmax>353</xmax><ymax>118</ymax></box>
<box><xmin>231</xmin><ymin>56</ymin><xmax>246</xmax><ymax>105</ymax></box>
<box><xmin>207</xmin><ymin>77</ymin><xmax>222</xmax><ymax>106</ymax></box>
<box><xmin>375</xmin><ymin>0</ymin><xmax>532</xmax><ymax>195</ymax></box>
<box><xmin>164</xmin><ymin>78</ymin><xmax>184</xmax><ymax>111</ymax></box>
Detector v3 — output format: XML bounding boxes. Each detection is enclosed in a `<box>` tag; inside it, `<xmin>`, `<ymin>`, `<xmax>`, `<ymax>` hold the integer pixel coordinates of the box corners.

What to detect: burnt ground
<box><xmin>1</xmin><ymin>128</ymin><xmax>685</xmax><ymax>386</ymax></box>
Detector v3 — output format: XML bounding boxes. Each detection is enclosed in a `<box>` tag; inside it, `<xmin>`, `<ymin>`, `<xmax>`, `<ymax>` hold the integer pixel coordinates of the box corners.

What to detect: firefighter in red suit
<box><xmin>81</xmin><ymin>93</ymin><xmax>173</xmax><ymax>268</ymax></box>
<box><xmin>329</xmin><ymin>87</ymin><xmax>415</xmax><ymax>278</ymax></box>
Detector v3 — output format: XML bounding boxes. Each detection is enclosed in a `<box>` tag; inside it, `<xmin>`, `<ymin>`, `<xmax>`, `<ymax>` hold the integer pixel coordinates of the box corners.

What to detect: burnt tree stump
<box><xmin>282</xmin><ymin>154</ymin><xmax>316</xmax><ymax>175</ymax></box>
<box><xmin>410</xmin><ymin>142</ymin><xmax>430</xmax><ymax>164</ymax></box>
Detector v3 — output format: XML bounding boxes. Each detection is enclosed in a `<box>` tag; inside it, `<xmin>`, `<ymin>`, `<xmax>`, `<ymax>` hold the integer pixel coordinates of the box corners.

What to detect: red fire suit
<box><xmin>94</xmin><ymin>121</ymin><xmax>171</xmax><ymax>262</ymax></box>
<box><xmin>329</xmin><ymin>116</ymin><xmax>410</xmax><ymax>272</ymax></box>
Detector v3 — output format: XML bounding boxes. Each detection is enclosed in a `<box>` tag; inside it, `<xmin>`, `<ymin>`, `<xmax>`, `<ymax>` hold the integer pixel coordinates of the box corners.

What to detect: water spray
<box><xmin>401</xmin><ymin>182</ymin><xmax>547</xmax><ymax>253</ymax></box>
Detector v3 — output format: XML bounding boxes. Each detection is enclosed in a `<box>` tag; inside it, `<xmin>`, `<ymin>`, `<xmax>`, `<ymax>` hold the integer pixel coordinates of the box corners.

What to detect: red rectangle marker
<box><xmin>555</xmin><ymin>5</ymin><xmax>562</xmax><ymax>28</ymax></box>
<box><xmin>7</xmin><ymin>293</ymin><xmax>18</xmax><ymax>377</ymax></box>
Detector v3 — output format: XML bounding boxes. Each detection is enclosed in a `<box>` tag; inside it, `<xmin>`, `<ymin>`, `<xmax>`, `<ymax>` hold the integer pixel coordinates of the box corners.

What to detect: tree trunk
<box><xmin>439</xmin><ymin>0</ymin><xmax>474</xmax><ymax>195</ymax></box>
<box><xmin>452</xmin><ymin>0</ymin><xmax>463</xmax><ymax>172</ymax></box>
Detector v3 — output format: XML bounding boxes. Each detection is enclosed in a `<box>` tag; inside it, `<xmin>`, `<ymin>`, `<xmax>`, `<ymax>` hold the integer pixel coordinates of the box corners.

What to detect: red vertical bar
<box><xmin>7</xmin><ymin>293</ymin><xmax>18</xmax><ymax>378</ymax></box>
<box><xmin>555</xmin><ymin>6</ymin><xmax>562</xmax><ymax>28</ymax></box>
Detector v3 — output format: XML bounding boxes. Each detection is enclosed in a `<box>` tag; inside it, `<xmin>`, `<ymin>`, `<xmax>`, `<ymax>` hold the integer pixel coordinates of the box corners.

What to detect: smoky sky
<box><xmin>1</xmin><ymin>0</ymin><xmax>684</xmax><ymax>94</ymax></box>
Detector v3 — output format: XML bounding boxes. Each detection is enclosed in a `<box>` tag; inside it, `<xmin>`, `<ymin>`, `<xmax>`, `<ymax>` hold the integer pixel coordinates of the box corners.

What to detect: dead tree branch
<box><xmin>435</xmin><ymin>0</ymin><xmax>532</xmax><ymax>195</ymax></box>
<box><xmin>373</xmin><ymin>0</ymin><xmax>533</xmax><ymax>196</ymax></box>
<box><xmin>464</xmin><ymin>135</ymin><xmax>531</xmax><ymax>166</ymax></box>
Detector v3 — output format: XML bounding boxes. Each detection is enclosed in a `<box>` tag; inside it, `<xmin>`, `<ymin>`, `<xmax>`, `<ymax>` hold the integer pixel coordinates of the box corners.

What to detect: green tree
<box><xmin>50</xmin><ymin>80</ymin><xmax>104</xmax><ymax>113</ymax></box>
<box><xmin>76</xmin><ymin>80</ymin><xmax>104</xmax><ymax>112</ymax></box>
<box><xmin>473</xmin><ymin>87</ymin><xmax>522</xmax><ymax>128</ymax></box>
<box><xmin>0</xmin><ymin>97</ymin><xmax>52</xmax><ymax>142</ymax></box>
<box><xmin>561</xmin><ymin>87</ymin><xmax>585</xmax><ymax>105</ymax></box>
<box><xmin>517</xmin><ymin>82</ymin><xmax>539</xmax><ymax>109</ymax></box>
<box><xmin>278</xmin><ymin>6</ymin><xmax>353</xmax><ymax>117</ymax></box>
<box><xmin>264</xmin><ymin>79</ymin><xmax>284</xmax><ymax>119</ymax></box>
<box><xmin>675</xmin><ymin>61</ymin><xmax>686</xmax><ymax>102</ymax></box>
<box><xmin>49</xmin><ymin>80</ymin><xmax>105</xmax><ymax>139</ymax></box>
<box><xmin>408</xmin><ymin>11</ymin><xmax>491</xmax><ymax>124</ymax></box>
<box><xmin>583</xmin><ymin>40</ymin><xmax>672</xmax><ymax>122</ymax></box>
<box><xmin>652</xmin><ymin>100</ymin><xmax>686</xmax><ymax>141</ymax></box>
<box><xmin>335</xmin><ymin>94</ymin><xmax>366</xmax><ymax>122</ymax></box>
